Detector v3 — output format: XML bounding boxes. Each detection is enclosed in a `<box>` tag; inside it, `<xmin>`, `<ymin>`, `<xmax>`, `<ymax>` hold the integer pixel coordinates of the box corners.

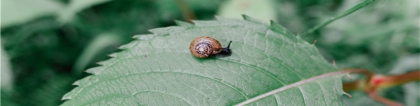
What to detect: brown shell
<box><xmin>189</xmin><ymin>36</ymin><xmax>222</xmax><ymax>58</ymax></box>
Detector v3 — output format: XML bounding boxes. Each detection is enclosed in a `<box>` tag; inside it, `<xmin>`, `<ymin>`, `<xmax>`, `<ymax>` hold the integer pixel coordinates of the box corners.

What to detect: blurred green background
<box><xmin>1</xmin><ymin>0</ymin><xmax>418</xmax><ymax>106</ymax></box>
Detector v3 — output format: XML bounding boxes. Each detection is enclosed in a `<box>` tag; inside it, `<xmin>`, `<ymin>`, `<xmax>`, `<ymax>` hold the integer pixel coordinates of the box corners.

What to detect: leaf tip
<box><xmin>343</xmin><ymin>91</ymin><xmax>352</xmax><ymax>98</ymax></box>
<box><xmin>215</xmin><ymin>15</ymin><xmax>223</xmax><ymax>20</ymax></box>
<box><xmin>61</xmin><ymin>87</ymin><xmax>83</xmax><ymax>101</ymax></box>
<box><xmin>269</xmin><ymin>20</ymin><xmax>296</xmax><ymax>37</ymax></box>
<box><xmin>61</xmin><ymin>94</ymin><xmax>71</xmax><ymax>100</ymax></box>
<box><xmin>133</xmin><ymin>34</ymin><xmax>155</xmax><ymax>41</ymax></box>
<box><xmin>269</xmin><ymin>20</ymin><xmax>277</xmax><ymax>25</ymax></box>
<box><xmin>241</xmin><ymin>14</ymin><xmax>250</xmax><ymax>19</ymax></box>
<box><xmin>96</xmin><ymin>61</ymin><xmax>106</xmax><ymax>65</ymax></box>
<box><xmin>345</xmin><ymin>73</ymin><xmax>353</xmax><ymax>80</ymax></box>
<box><xmin>242</xmin><ymin>15</ymin><xmax>267</xmax><ymax>25</ymax></box>
<box><xmin>72</xmin><ymin>80</ymin><xmax>80</xmax><ymax>86</ymax></box>
<box><xmin>108</xmin><ymin>53</ymin><xmax>117</xmax><ymax>58</ymax></box>
<box><xmin>85</xmin><ymin>67</ymin><xmax>104</xmax><ymax>74</ymax></box>
<box><xmin>175</xmin><ymin>20</ymin><xmax>194</xmax><ymax>27</ymax></box>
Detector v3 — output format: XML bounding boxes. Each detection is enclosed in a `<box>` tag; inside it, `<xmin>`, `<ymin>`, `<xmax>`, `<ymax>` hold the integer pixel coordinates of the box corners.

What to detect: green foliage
<box><xmin>58</xmin><ymin>0</ymin><xmax>112</xmax><ymax>23</ymax></box>
<box><xmin>300</xmin><ymin>0</ymin><xmax>376</xmax><ymax>36</ymax></box>
<box><xmin>217</xmin><ymin>0</ymin><xmax>277</xmax><ymax>23</ymax></box>
<box><xmin>318</xmin><ymin>0</ymin><xmax>419</xmax><ymax>72</ymax></box>
<box><xmin>310</xmin><ymin>0</ymin><xmax>419</xmax><ymax>105</ymax></box>
<box><xmin>1</xmin><ymin>0</ymin><xmax>63</xmax><ymax>28</ymax></box>
<box><xmin>1</xmin><ymin>0</ymin><xmax>418</xmax><ymax>106</ymax></box>
<box><xmin>156</xmin><ymin>0</ymin><xmax>224</xmax><ymax>22</ymax></box>
<box><xmin>62</xmin><ymin>16</ymin><xmax>344</xmax><ymax>105</ymax></box>
<box><xmin>1</xmin><ymin>0</ymin><xmax>163</xmax><ymax>105</ymax></box>
<box><xmin>1</xmin><ymin>44</ymin><xmax>12</xmax><ymax>91</ymax></box>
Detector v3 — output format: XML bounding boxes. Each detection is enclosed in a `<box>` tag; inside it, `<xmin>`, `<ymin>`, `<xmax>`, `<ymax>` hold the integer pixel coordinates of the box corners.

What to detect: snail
<box><xmin>189</xmin><ymin>36</ymin><xmax>232</xmax><ymax>58</ymax></box>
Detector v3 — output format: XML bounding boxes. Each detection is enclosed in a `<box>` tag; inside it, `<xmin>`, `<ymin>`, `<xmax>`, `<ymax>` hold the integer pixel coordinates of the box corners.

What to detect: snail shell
<box><xmin>190</xmin><ymin>36</ymin><xmax>223</xmax><ymax>58</ymax></box>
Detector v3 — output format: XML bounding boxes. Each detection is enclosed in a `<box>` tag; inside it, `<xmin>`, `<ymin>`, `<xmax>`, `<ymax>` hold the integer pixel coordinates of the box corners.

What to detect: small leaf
<box><xmin>1</xmin><ymin>0</ymin><xmax>63</xmax><ymax>28</ymax></box>
<box><xmin>301</xmin><ymin>0</ymin><xmax>377</xmax><ymax>36</ymax></box>
<box><xmin>72</xmin><ymin>33</ymin><xmax>125</xmax><ymax>76</ymax></box>
<box><xmin>62</xmin><ymin>16</ymin><xmax>345</xmax><ymax>105</ymax></box>
<box><xmin>58</xmin><ymin>0</ymin><xmax>112</xmax><ymax>23</ymax></box>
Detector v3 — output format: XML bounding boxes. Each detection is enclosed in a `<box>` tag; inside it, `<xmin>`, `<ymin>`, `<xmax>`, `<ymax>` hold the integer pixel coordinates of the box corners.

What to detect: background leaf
<box><xmin>58</xmin><ymin>0</ymin><xmax>112</xmax><ymax>23</ymax></box>
<box><xmin>2</xmin><ymin>0</ymin><xmax>418</xmax><ymax>106</ymax></box>
<box><xmin>61</xmin><ymin>16</ymin><xmax>344</xmax><ymax>105</ymax></box>
<box><xmin>1</xmin><ymin>0</ymin><xmax>63</xmax><ymax>27</ymax></box>
<box><xmin>1</xmin><ymin>43</ymin><xmax>13</xmax><ymax>91</ymax></box>
<box><xmin>314</xmin><ymin>0</ymin><xmax>419</xmax><ymax>73</ymax></box>
<box><xmin>217</xmin><ymin>0</ymin><xmax>277</xmax><ymax>23</ymax></box>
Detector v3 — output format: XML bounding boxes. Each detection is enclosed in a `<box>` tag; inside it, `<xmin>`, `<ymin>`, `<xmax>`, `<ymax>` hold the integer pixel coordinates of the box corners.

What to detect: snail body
<box><xmin>190</xmin><ymin>36</ymin><xmax>232</xmax><ymax>58</ymax></box>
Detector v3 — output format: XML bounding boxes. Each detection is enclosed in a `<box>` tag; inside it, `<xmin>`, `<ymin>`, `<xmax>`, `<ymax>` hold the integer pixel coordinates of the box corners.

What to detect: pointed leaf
<box><xmin>62</xmin><ymin>16</ymin><xmax>345</xmax><ymax>105</ymax></box>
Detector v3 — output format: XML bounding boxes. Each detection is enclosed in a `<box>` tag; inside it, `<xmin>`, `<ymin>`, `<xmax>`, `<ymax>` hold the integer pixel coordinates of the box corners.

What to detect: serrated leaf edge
<box><xmin>235</xmin><ymin>70</ymin><xmax>350</xmax><ymax>106</ymax></box>
<box><xmin>61</xmin><ymin>15</ymin><xmax>336</xmax><ymax>105</ymax></box>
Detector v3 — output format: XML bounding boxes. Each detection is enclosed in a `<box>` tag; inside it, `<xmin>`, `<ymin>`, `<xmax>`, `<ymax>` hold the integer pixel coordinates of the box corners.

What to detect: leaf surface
<box><xmin>62</xmin><ymin>16</ymin><xmax>345</xmax><ymax>105</ymax></box>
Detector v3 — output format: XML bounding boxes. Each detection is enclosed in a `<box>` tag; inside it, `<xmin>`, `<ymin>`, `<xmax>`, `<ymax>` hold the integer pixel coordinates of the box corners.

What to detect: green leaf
<box><xmin>58</xmin><ymin>0</ymin><xmax>112</xmax><ymax>23</ymax></box>
<box><xmin>62</xmin><ymin>16</ymin><xmax>345</xmax><ymax>105</ymax></box>
<box><xmin>319</xmin><ymin>0</ymin><xmax>419</xmax><ymax>73</ymax></box>
<box><xmin>72</xmin><ymin>33</ymin><xmax>125</xmax><ymax>76</ymax></box>
<box><xmin>300</xmin><ymin>0</ymin><xmax>376</xmax><ymax>36</ymax></box>
<box><xmin>1</xmin><ymin>0</ymin><xmax>63</xmax><ymax>28</ymax></box>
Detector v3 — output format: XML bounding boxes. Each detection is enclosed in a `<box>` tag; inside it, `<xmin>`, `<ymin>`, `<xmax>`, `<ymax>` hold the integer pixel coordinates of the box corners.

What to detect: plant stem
<box><xmin>343</xmin><ymin>80</ymin><xmax>365</xmax><ymax>91</ymax></box>
<box><xmin>343</xmin><ymin>70</ymin><xmax>420</xmax><ymax>106</ymax></box>
<box><xmin>175</xmin><ymin>0</ymin><xmax>196</xmax><ymax>22</ymax></box>
<box><xmin>300</xmin><ymin>0</ymin><xmax>377</xmax><ymax>36</ymax></box>
<box><xmin>367</xmin><ymin>89</ymin><xmax>402</xmax><ymax>106</ymax></box>
<box><xmin>370</xmin><ymin>70</ymin><xmax>420</xmax><ymax>88</ymax></box>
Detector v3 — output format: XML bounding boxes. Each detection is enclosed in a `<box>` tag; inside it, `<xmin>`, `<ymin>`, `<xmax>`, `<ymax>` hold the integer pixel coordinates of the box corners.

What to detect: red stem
<box><xmin>343</xmin><ymin>69</ymin><xmax>420</xmax><ymax>106</ymax></box>
<box><xmin>367</xmin><ymin>89</ymin><xmax>402</xmax><ymax>106</ymax></box>
<box><xmin>371</xmin><ymin>71</ymin><xmax>420</xmax><ymax>88</ymax></box>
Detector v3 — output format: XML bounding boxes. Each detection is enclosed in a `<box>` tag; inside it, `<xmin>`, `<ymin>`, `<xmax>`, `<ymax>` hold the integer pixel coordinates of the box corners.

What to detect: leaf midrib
<box><xmin>235</xmin><ymin>70</ymin><xmax>349</xmax><ymax>105</ymax></box>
